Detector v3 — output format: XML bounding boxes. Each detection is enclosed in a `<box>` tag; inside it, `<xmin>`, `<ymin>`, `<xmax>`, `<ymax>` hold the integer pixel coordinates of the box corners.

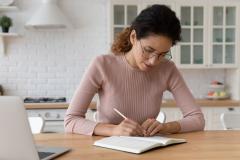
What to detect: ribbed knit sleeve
<box><xmin>64</xmin><ymin>56</ymin><xmax>104</xmax><ymax>135</ymax></box>
<box><xmin>167</xmin><ymin>63</ymin><xmax>205</xmax><ymax>132</ymax></box>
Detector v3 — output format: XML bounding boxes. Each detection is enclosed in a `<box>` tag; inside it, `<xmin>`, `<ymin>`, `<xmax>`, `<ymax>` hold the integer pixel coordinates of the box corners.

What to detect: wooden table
<box><xmin>34</xmin><ymin>131</ymin><xmax>240</xmax><ymax>160</ymax></box>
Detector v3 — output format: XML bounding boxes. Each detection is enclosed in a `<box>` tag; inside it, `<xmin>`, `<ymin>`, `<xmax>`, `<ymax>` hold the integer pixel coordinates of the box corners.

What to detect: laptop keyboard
<box><xmin>38</xmin><ymin>151</ymin><xmax>55</xmax><ymax>159</ymax></box>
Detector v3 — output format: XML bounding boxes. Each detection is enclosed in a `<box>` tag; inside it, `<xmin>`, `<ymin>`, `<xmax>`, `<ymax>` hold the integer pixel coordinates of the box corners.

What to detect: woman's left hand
<box><xmin>141</xmin><ymin>118</ymin><xmax>165</xmax><ymax>136</ymax></box>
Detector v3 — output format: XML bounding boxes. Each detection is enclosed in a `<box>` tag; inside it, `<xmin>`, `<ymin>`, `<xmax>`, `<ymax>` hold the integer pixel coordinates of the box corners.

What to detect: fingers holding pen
<box><xmin>112</xmin><ymin>118</ymin><xmax>145</xmax><ymax>136</ymax></box>
<box><xmin>113</xmin><ymin>108</ymin><xmax>146</xmax><ymax>136</ymax></box>
<box><xmin>125</xmin><ymin>118</ymin><xmax>146</xmax><ymax>136</ymax></box>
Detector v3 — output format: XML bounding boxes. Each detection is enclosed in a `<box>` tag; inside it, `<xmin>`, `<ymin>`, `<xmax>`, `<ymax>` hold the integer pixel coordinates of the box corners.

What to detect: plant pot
<box><xmin>2</xmin><ymin>27</ymin><xmax>9</xmax><ymax>33</ymax></box>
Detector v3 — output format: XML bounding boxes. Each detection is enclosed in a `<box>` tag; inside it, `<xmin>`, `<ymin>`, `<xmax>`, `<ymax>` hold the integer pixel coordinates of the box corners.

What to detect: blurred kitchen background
<box><xmin>0</xmin><ymin>0</ymin><xmax>240</xmax><ymax>133</ymax></box>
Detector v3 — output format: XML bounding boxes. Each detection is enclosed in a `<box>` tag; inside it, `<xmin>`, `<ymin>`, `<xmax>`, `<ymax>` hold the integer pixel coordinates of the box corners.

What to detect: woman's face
<box><xmin>130</xmin><ymin>31</ymin><xmax>173</xmax><ymax>71</ymax></box>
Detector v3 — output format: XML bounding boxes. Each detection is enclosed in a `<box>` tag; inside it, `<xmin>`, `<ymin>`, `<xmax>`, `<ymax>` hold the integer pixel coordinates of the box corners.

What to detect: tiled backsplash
<box><xmin>164</xmin><ymin>69</ymin><xmax>226</xmax><ymax>99</ymax></box>
<box><xmin>0</xmin><ymin>0</ymin><xmax>238</xmax><ymax>101</ymax></box>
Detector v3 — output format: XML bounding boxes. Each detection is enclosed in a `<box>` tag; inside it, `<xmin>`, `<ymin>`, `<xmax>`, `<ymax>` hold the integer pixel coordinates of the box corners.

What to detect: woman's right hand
<box><xmin>112</xmin><ymin>119</ymin><xmax>146</xmax><ymax>136</ymax></box>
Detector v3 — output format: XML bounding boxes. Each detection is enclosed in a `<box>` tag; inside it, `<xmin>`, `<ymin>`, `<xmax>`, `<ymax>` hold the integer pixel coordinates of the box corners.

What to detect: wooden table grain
<box><xmin>34</xmin><ymin>131</ymin><xmax>240</xmax><ymax>160</ymax></box>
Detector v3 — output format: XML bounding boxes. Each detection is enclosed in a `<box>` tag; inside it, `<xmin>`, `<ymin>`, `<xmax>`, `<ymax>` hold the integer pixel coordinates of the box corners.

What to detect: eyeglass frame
<box><xmin>139</xmin><ymin>40</ymin><xmax>172</xmax><ymax>61</ymax></box>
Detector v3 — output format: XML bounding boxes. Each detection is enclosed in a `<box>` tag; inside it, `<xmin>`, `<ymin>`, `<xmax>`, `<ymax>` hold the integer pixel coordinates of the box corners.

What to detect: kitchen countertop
<box><xmin>162</xmin><ymin>99</ymin><xmax>240</xmax><ymax>107</ymax></box>
<box><xmin>24</xmin><ymin>99</ymin><xmax>240</xmax><ymax>109</ymax></box>
<box><xmin>24</xmin><ymin>101</ymin><xmax>96</xmax><ymax>109</ymax></box>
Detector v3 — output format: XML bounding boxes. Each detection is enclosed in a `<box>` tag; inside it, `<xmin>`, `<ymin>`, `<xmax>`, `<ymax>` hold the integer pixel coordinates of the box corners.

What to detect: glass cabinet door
<box><xmin>178</xmin><ymin>6</ymin><xmax>205</xmax><ymax>66</ymax></box>
<box><xmin>211</xmin><ymin>6</ymin><xmax>236</xmax><ymax>65</ymax></box>
<box><xmin>112</xmin><ymin>3</ymin><xmax>138</xmax><ymax>41</ymax></box>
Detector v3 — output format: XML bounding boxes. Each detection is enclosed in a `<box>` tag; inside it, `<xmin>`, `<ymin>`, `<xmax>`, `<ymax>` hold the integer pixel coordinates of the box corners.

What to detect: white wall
<box><xmin>0</xmin><ymin>0</ymin><xmax>108</xmax><ymax>101</ymax></box>
<box><xmin>226</xmin><ymin>69</ymin><xmax>240</xmax><ymax>100</ymax></box>
<box><xmin>0</xmin><ymin>0</ymin><xmax>238</xmax><ymax>101</ymax></box>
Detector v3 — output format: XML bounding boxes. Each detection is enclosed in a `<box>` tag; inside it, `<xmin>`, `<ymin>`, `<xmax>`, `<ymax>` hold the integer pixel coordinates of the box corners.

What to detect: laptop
<box><xmin>0</xmin><ymin>96</ymin><xmax>71</xmax><ymax>160</ymax></box>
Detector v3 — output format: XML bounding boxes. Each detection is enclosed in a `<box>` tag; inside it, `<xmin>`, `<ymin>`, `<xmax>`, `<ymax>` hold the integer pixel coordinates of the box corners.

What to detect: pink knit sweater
<box><xmin>64</xmin><ymin>54</ymin><xmax>205</xmax><ymax>135</ymax></box>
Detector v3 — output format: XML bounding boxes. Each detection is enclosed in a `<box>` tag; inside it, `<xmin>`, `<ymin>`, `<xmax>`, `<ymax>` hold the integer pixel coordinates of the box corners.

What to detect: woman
<box><xmin>64</xmin><ymin>5</ymin><xmax>205</xmax><ymax>136</ymax></box>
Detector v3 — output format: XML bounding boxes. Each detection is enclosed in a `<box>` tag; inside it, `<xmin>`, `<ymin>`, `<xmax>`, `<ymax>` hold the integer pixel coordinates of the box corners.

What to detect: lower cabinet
<box><xmin>27</xmin><ymin>108</ymin><xmax>96</xmax><ymax>133</ymax></box>
<box><xmin>161</xmin><ymin>106</ymin><xmax>240</xmax><ymax>130</ymax></box>
<box><xmin>27</xmin><ymin>109</ymin><xmax>66</xmax><ymax>133</ymax></box>
<box><xmin>161</xmin><ymin>107</ymin><xmax>183</xmax><ymax>122</ymax></box>
<box><xmin>202</xmin><ymin>106</ymin><xmax>240</xmax><ymax>130</ymax></box>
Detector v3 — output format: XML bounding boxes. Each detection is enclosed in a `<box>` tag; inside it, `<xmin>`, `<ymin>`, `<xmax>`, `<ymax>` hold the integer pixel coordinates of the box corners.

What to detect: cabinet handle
<box><xmin>228</xmin><ymin>108</ymin><xmax>234</xmax><ymax>111</ymax></box>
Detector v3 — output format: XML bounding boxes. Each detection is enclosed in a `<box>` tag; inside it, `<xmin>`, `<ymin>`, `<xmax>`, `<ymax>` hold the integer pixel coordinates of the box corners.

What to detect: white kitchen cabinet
<box><xmin>161</xmin><ymin>107</ymin><xmax>182</xmax><ymax>122</ymax></box>
<box><xmin>27</xmin><ymin>108</ymin><xmax>96</xmax><ymax>133</ymax></box>
<box><xmin>175</xmin><ymin>1</ymin><xmax>239</xmax><ymax>68</ymax></box>
<box><xmin>177</xmin><ymin>1</ymin><xmax>239</xmax><ymax>69</ymax></box>
<box><xmin>209</xmin><ymin>5</ymin><xmax>238</xmax><ymax>68</ymax></box>
<box><xmin>109</xmin><ymin>0</ymin><xmax>141</xmax><ymax>42</ymax></box>
<box><xmin>109</xmin><ymin>0</ymin><xmax>176</xmax><ymax>42</ymax></box>
<box><xmin>201</xmin><ymin>107</ymin><xmax>213</xmax><ymax>130</ymax></box>
<box><xmin>141</xmin><ymin>0</ymin><xmax>175</xmax><ymax>10</ymax></box>
<box><xmin>175</xmin><ymin>2</ymin><xmax>207</xmax><ymax>68</ymax></box>
<box><xmin>202</xmin><ymin>106</ymin><xmax>240</xmax><ymax>130</ymax></box>
<box><xmin>161</xmin><ymin>106</ymin><xmax>240</xmax><ymax>130</ymax></box>
<box><xmin>27</xmin><ymin>109</ymin><xmax>66</xmax><ymax>133</ymax></box>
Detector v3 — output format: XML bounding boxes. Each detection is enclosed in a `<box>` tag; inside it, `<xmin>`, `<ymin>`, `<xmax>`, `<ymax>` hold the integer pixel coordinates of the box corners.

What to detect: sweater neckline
<box><xmin>120</xmin><ymin>54</ymin><xmax>144</xmax><ymax>72</ymax></box>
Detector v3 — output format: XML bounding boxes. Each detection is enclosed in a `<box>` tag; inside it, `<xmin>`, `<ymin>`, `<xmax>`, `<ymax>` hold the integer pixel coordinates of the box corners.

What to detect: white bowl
<box><xmin>209</xmin><ymin>84</ymin><xmax>225</xmax><ymax>89</ymax></box>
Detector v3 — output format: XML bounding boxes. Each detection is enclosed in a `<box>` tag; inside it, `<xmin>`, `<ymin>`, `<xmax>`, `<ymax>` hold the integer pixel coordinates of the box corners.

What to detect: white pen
<box><xmin>113</xmin><ymin>108</ymin><xmax>127</xmax><ymax>119</ymax></box>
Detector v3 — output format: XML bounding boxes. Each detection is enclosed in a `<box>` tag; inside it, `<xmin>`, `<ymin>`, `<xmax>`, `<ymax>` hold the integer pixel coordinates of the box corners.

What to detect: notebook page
<box><xmin>125</xmin><ymin>136</ymin><xmax>186</xmax><ymax>145</ymax></box>
<box><xmin>123</xmin><ymin>136</ymin><xmax>169</xmax><ymax>144</ymax></box>
<box><xmin>94</xmin><ymin>136</ymin><xmax>159</xmax><ymax>153</ymax></box>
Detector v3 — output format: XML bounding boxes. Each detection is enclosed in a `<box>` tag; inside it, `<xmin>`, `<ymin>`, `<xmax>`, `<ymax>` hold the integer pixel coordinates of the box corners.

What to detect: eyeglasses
<box><xmin>139</xmin><ymin>40</ymin><xmax>172</xmax><ymax>61</ymax></box>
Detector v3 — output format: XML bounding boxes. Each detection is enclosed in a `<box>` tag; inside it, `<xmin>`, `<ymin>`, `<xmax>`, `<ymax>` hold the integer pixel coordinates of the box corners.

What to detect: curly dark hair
<box><xmin>111</xmin><ymin>5</ymin><xmax>181</xmax><ymax>55</ymax></box>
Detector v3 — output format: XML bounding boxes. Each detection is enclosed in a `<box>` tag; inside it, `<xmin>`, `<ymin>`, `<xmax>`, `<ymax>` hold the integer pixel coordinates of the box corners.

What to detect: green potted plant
<box><xmin>0</xmin><ymin>15</ymin><xmax>13</xmax><ymax>33</ymax></box>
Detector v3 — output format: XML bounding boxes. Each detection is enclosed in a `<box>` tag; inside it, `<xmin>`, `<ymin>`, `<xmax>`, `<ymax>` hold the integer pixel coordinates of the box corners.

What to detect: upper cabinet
<box><xmin>109</xmin><ymin>0</ymin><xmax>239</xmax><ymax>69</ymax></box>
<box><xmin>110</xmin><ymin>0</ymin><xmax>174</xmax><ymax>42</ymax></box>
<box><xmin>141</xmin><ymin>0</ymin><xmax>175</xmax><ymax>10</ymax></box>
<box><xmin>176</xmin><ymin>2</ymin><xmax>239</xmax><ymax>68</ymax></box>
<box><xmin>176</xmin><ymin>4</ymin><xmax>207</xmax><ymax>68</ymax></box>
<box><xmin>110</xmin><ymin>0</ymin><xmax>140</xmax><ymax>42</ymax></box>
<box><xmin>210</xmin><ymin>5</ymin><xmax>238</xmax><ymax>68</ymax></box>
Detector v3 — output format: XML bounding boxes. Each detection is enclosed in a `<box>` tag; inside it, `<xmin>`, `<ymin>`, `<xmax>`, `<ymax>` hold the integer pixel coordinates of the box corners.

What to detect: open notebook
<box><xmin>93</xmin><ymin>136</ymin><xmax>186</xmax><ymax>154</ymax></box>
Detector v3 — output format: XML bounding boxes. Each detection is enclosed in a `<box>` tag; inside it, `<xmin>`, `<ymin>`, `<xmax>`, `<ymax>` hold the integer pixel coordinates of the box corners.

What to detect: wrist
<box><xmin>159</xmin><ymin>123</ymin><xmax>168</xmax><ymax>134</ymax></box>
<box><xmin>109</xmin><ymin>124</ymin><xmax>118</xmax><ymax>136</ymax></box>
<box><xmin>159</xmin><ymin>121</ymin><xmax>181</xmax><ymax>134</ymax></box>
<box><xmin>93</xmin><ymin>123</ymin><xmax>117</xmax><ymax>136</ymax></box>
